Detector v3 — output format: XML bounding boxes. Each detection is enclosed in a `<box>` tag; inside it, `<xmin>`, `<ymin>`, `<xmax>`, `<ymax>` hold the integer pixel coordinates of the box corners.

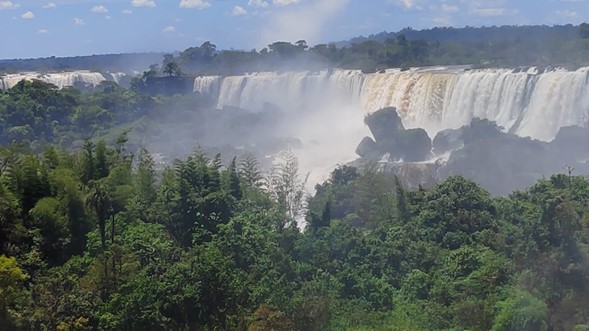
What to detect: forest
<box><xmin>1</xmin><ymin>133</ymin><xmax>588</xmax><ymax>331</ymax></box>
<box><xmin>0</xmin><ymin>73</ymin><xmax>589</xmax><ymax>331</ymax></box>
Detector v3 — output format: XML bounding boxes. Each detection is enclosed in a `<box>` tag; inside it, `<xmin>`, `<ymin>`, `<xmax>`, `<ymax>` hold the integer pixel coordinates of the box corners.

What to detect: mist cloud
<box><xmin>259</xmin><ymin>0</ymin><xmax>350</xmax><ymax>48</ymax></box>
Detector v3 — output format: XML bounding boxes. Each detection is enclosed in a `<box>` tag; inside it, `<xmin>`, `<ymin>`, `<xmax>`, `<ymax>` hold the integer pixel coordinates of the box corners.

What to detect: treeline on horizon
<box><xmin>3</xmin><ymin>24</ymin><xmax>589</xmax><ymax>76</ymax></box>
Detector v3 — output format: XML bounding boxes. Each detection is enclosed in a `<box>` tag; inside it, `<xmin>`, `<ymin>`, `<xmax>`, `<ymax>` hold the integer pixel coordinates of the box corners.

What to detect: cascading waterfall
<box><xmin>194</xmin><ymin>66</ymin><xmax>589</xmax><ymax>141</ymax></box>
<box><xmin>0</xmin><ymin>71</ymin><xmax>108</xmax><ymax>90</ymax></box>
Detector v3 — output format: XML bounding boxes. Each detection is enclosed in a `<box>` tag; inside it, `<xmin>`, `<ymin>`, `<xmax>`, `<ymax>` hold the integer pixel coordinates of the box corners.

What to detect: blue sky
<box><xmin>0</xmin><ymin>0</ymin><xmax>587</xmax><ymax>59</ymax></box>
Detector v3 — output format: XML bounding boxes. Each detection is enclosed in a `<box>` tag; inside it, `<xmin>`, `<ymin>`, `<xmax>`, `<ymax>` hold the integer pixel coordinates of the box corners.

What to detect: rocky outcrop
<box><xmin>357</xmin><ymin>107</ymin><xmax>432</xmax><ymax>162</ymax></box>
<box><xmin>356</xmin><ymin>114</ymin><xmax>589</xmax><ymax>195</ymax></box>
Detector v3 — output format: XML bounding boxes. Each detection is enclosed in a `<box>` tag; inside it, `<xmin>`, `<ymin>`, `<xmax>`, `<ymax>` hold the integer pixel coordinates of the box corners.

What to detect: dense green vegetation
<box><xmin>0</xmin><ymin>138</ymin><xmax>588</xmax><ymax>330</ymax></box>
<box><xmin>0</xmin><ymin>79</ymin><xmax>157</xmax><ymax>147</ymax></box>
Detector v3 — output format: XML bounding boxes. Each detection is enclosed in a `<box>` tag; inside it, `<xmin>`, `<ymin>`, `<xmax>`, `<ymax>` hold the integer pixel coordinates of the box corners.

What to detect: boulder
<box><xmin>364</xmin><ymin>107</ymin><xmax>405</xmax><ymax>142</ymax></box>
<box><xmin>433</xmin><ymin>128</ymin><xmax>464</xmax><ymax>155</ymax></box>
<box><xmin>355</xmin><ymin>136</ymin><xmax>379</xmax><ymax>158</ymax></box>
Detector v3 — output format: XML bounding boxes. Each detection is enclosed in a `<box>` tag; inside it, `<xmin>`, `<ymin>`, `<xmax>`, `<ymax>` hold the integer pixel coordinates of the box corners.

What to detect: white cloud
<box><xmin>232</xmin><ymin>5</ymin><xmax>247</xmax><ymax>16</ymax></box>
<box><xmin>556</xmin><ymin>9</ymin><xmax>578</xmax><ymax>18</ymax></box>
<box><xmin>105</xmin><ymin>15</ymin><xmax>111</xmax><ymax>19</ymax></box>
<box><xmin>179</xmin><ymin>0</ymin><xmax>210</xmax><ymax>9</ymax></box>
<box><xmin>471</xmin><ymin>7</ymin><xmax>517</xmax><ymax>17</ymax></box>
<box><xmin>132</xmin><ymin>0</ymin><xmax>155</xmax><ymax>8</ymax></box>
<box><xmin>162</xmin><ymin>25</ymin><xmax>176</xmax><ymax>33</ymax></box>
<box><xmin>42</xmin><ymin>2</ymin><xmax>55</xmax><ymax>8</ymax></box>
<box><xmin>260</xmin><ymin>0</ymin><xmax>349</xmax><ymax>48</ymax></box>
<box><xmin>91</xmin><ymin>5</ymin><xmax>108</xmax><ymax>13</ymax></box>
<box><xmin>442</xmin><ymin>4</ymin><xmax>459</xmax><ymax>13</ymax></box>
<box><xmin>389</xmin><ymin>0</ymin><xmax>426</xmax><ymax>10</ymax></box>
<box><xmin>433</xmin><ymin>16</ymin><xmax>451</xmax><ymax>26</ymax></box>
<box><xmin>37</xmin><ymin>28</ymin><xmax>49</xmax><ymax>33</ymax></box>
<box><xmin>273</xmin><ymin>0</ymin><xmax>298</xmax><ymax>5</ymax></box>
<box><xmin>0</xmin><ymin>1</ymin><xmax>19</xmax><ymax>9</ymax></box>
<box><xmin>21</xmin><ymin>10</ymin><xmax>33</xmax><ymax>19</ymax></box>
<box><xmin>122</xmin><ymin>9</ymin><xmax>132</xmax><ymax>14</ymax></box>
<box><xmin>248</xmin><ymin>0</ymin><xmax>268</xmax><ymax>8</ymax></box>
<box><xmin>73</xmin><ymin>17</ymin><xmax>86</xmax><ymax>25</ymax></box>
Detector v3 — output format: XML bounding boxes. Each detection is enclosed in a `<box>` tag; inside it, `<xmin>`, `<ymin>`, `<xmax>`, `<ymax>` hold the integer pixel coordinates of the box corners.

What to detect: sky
<box><xmin>0</xmin><ymin>0</ymin><xmax>587</xmax><ymax>59</ymax></box>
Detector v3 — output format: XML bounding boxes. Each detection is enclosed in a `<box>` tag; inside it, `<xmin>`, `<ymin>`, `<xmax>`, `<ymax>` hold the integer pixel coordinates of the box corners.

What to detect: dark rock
<box><xmin>433</xmin><ymin>128</ymin><xmax>464</xmax><ymax>155</ymax></box>
<box><xmin>388</xmin><ymin>128</ymin><xmax>432</xmax><ymax>162</ymax></box>
<box><xmin>364</xmin><ymin>107</ymin><xmax>405</xmax><ymax>142</ymax></box>
<box><xmin>360</xmin><ymin>107</ymin><xmax>432</xmax><ymax>162</ymax></box>
<box><xmin>355</xmin><ymin>136</ymin><xmax>378</xmax><ymax>158</ymax></box>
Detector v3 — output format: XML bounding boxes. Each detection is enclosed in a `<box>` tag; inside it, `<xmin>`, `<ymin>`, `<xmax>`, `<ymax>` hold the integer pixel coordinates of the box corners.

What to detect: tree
<box><xmin>134</xmin><ymin>148</ymin><xmax>156</xmax><ymax>205</ymax></box>
<box><xmin>267</xmin><ymin>150</ymin><xmax>308</xmax><ymax>224</ymax></box>
<box><xmin>163</xmin><ymin>61</ymin><xmax>182</xmax><ymax>77</ymax></box>
<box><xmin>239</xmin><ymin>152</ymin><xmax>263</xmax><ymax>189</ymax></box>
<box><xmin>0</xmin><ymin>255</ymin><xmax>27</xmax><ymax>329</ymax></box>
<box><xmin>222</xmin><ymin>157</ymin><xmax>242</xmax><ymax>200</ymax></box>
<box><xmin>86</xmin><ymin>181</ymin><xmax>112</xmax><ymax>251</ymax></box>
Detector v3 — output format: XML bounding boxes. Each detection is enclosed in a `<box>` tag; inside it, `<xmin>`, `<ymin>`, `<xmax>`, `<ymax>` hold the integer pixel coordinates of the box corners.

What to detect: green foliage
<box><xmin>0</xmin><ymin>131</ymin><xmax>587</xmax><ymax>331</ymax></box>
<box><xmin>492</xmin><ymin>289</ymin><xmax>549</xmax><ymax>331</ymax></box>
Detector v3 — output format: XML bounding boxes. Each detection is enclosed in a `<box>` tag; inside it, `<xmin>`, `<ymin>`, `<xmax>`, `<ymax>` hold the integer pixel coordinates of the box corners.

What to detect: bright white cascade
<box><xmin>194</xmin><ymin>66</ymin><xmax>589</xmax><ymax>141</ymax></box>
<box><xmin>0</xmin><ymin>71</ymin><xmax>107</xmax><ymax>90</ymax></box>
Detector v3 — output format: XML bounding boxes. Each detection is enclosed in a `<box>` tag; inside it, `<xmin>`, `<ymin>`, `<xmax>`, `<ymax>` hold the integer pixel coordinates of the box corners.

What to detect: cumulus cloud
<box><xmin>273</xmin><ymin>0</ymin><xmax>299</xmax><ymax>5</ymax></box>
<box><xmin>433</xmin><ymin>16</ymin><xmax>452</xmax><ymax>26</ymax></box>
<box><xmin>232</xmin><ymin>5</ymin><xmax>247</xmax><ymax>16</ymax></box>
<box><xmin>21</xmin><ymin>10</ymin><xmax>33</xmax><ymax>19</ymax></box>
<box><xmin>0</xmin><ymin>1</ymin><xmax>19</xmax><ymax>9</ymax></box>
<box><xmin>91</xmin><ymin>5</ymin><xmax>108</xmax><ymax>13</ymax></box>
<box><xmin>162</xmin><ymin>25</ymin><xmax>176</xmax><ymax>33</ymax></box>
<box><xmin>122</xmin><ymin>9</ymin><xmax>132</xmax><ymax>14</ymax></box>
<box><xmin>442</xmin><ymin>4</ymin><xmax>459</xmax><ymax>13</ymax></box>
<box><xmin>260</xmin><ymin>0</ymin><xmax>349</xmax><ymax>48</ymax></box>
<box><xmin>471</xmin><ymin>7</ymin><xmax>517</xmax><ymax>17</ymax></box>
<box><xmin>248</xmin><ymin>0</ymin><xmax>269</xmax><ymax>7</ymax></box>
<box><xmin>37</xmin><ymin>28</ymin><xmax>49</xmax><ymax>33</ymax></box>
<box><xmin>132</xmin><ymin>0</ymin><xmax>155</xmax><ymax>8</ymax></box>
<box><xmin>42</xmin><ymin>2</ymin><xmax>55</xmax><ymax>8</ymax></box>
<box><xmin>179</xmin><ymin>0</ymin><xmax>210</xmax><ymax>9</ymax></box>
<box><xmin>73</xmin><ymin>17</ymin><xmax>85</xmax><ymax>25</ymax></box>
<box><xmin>556</xmin><ymin>9</ymin><xmax>578</xmax><ymax>18</ymax></box>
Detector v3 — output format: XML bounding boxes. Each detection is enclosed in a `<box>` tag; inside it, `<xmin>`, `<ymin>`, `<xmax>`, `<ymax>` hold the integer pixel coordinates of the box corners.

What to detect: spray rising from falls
<box><xmin>194</xmin><ymin>66</ymin><xmax>589</xmax><ymax>141</ymax></box>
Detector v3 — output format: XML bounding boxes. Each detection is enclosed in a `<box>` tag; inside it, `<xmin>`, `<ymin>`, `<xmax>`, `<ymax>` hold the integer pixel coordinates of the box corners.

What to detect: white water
<box><xmin>0</xmin><ymin>71</ymin><xmax>107</xmax><ymax>90</ymax></box>
<box><xmin>194</xmin><ymin>66</ymin><xmax>589</xmax><ymax>141</ymax></box>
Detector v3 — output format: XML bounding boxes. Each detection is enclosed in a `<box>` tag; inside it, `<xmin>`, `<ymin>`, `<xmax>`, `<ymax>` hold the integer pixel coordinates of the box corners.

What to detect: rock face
<box><xmin>357</xmin><ymin>107</ymin><xmax>432</xmax><ymax>162</ymax></box>
<box><xmin>433</xmin><ymin>128</ymin><xmax>464</xmax><ymax>155</ymax></box>
<box><xmin>355</xmin><ymin>113</ymin><xmax>589</xmax><ymax>195</ymax></box>
<box><xmin>355</xmin><ymin>136</ymin><xmax>378</xmax><ymax>158</ymax></box>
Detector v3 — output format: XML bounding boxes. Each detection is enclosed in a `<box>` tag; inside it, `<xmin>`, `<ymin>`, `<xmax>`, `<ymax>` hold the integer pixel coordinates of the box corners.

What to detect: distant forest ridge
<box><xmin>2</xmin><ymin>24</ymin><xmax>589</xmax><ymax>75</ymax></box>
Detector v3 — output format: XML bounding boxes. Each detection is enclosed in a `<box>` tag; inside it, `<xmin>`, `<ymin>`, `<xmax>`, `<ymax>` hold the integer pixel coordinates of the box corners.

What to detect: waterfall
<box><xmin>0</xmin><ymin>71</ymin><xmax>107</xmax><ymax>90</ymax></box>
<box><xmin>195</xmin><ymin>66</ymin><xmax>589</xmax><ymax>141</ymax></box>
